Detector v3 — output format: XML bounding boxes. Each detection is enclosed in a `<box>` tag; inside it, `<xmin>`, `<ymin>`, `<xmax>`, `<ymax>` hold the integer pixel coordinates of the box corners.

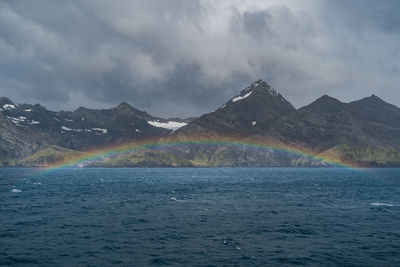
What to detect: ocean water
<box><xmin>1</xmin><ymin>168</ymin><xmax>400</xmax><ymax>266</ymax></box>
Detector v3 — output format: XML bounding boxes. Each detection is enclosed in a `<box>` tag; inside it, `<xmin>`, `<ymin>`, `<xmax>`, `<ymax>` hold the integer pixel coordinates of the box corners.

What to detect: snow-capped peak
<box><xmin>252</xmin><ymin>79</ymin><xmax>263</xmax><ymax>87</ymax></box>
<box><xmin>251</xmin><ymin>79</ymin><xmax>278</xmax><ymax>96</ymax></box>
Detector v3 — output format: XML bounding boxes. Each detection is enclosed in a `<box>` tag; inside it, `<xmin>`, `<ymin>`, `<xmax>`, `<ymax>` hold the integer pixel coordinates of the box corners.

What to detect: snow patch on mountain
<box><xmin>217</xmin><ymin>104</ymin><xmax>226</xmax><ymax>110</ymax></box>
<box><xmin>61</xmin><ymin>126</ymin><xmax>87</xmax><ymax>133</ymax></box>
<box><xmin>6</xmin><ymin>116</ymin><xmax>26</xmax><ymax>124</ymax></box>
<box><xmin>232</xmin><ymin>91</ymin><xmax>252</xmax><ymax>102</ymax></box>
<box><xmin>147</xmin><ymin>120</ymin><xmax>187</xmax><ymax>130</ymax></box>
<box><xmin>61</xmin><ymin>126</ymin><xmax>72</xmax><ymax>131</ymax></box>
<box><xmin>3</xmin><ymin>104</ymin><xmax>16</xmax><ymax>110</ymax></box>
<box><xmin>92</xmin><ymin>128</ymin><xmax>108</xmax><ymax>134</ymax></box>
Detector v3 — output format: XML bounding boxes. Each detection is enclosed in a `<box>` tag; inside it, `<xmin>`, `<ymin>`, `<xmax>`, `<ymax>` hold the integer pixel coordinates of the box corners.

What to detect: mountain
<box><xmin>0</xmin><ymin>97</ymin><xmax>42</xmax><ymax>164</ymax></box>
<box><xmin>266</xmin><ymin>95</ymin><xmax>364</xmax><ymax>151</ymax></box>
<box><xmin>0</xmin><ymin>98</ymin><xmax>191</xmax><ymax>166</ymax></box>
<box><xmin>1</xmin><ymin>80</ymin><xmax>400</xmax><ymax>167</ymax></box>
<box><xmin>154</xmin><ymin>80</ymin><xmax>298</xmax><ymax>166</ymax></box>
<box><xmin>160</xmin><ymin>81</ymin><xmax>400</xmax><ymax>167</ymax></box>
<box><xmin>265</xmin><ymin>94</ymin><xmax>400</xmax><ymax>166</ymax></box>
<box><xmin>0</xmin><ymin>109</ymin><xmax>39</xmax><ymax>165</ymax></box>
<box><xmin>347</xmin><ymin>95</ymin><xmax>400</xmax><ymax>144</ymax></box>
<box><xmin>171</xmin><ymin>80</ymin><xmax>295</xmax><ymax>139</ymax></box>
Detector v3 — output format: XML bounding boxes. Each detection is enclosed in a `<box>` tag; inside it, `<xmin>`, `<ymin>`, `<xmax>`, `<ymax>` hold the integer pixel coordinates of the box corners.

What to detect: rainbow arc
<box><xmin>40</xmin><ymin>136</ymin><xmax>360</xmax><ymax>173</ymax></box>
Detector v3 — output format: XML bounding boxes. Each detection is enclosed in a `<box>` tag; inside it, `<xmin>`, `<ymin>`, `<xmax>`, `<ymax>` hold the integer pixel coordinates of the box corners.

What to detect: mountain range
<box><xmin>1</xmin><ymin>80</ymin><xmax>400</xmax><ymax>167</ymax></box>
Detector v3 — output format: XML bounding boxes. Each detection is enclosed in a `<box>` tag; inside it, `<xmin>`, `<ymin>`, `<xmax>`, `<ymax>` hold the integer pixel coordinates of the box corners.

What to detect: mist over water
<box><xmin>1</xmin><ymin>168</ymin><xmax>400</xmax><ymax>266</ymax></box>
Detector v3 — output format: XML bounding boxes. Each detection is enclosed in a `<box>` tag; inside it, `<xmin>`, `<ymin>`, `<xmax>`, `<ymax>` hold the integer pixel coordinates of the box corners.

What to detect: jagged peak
<box><xmin>350</xmin><ymin>94</ymin><xmax>397</xmax><ymax>109</ymax></box>
<box><xmin>232</xmin><ymin>79</ymin><xmax>279</xmax><ymax>102</ymax></box>
<box><xmin>315</xmin><ymin>95</ymin><xmax>342</xmax><ymax>103</ymax></box>
<box><xmin>214</xmin><ymin>80</ymin><xmax>295</xmax><ymax>113</ymax></box>
<box><xmin>250</xmin><ymin>79</ymin><xmax>279</xmax><ymax>96</ymax></box>
<box><xmin>117</xmin><ymin>101</ymin><xmax>132</xmax><ymax>108</ymax></box>
<box><xmin>75</xmin><ymin>106</ymin><xmax>91</xmax><ymax>112</ymax></box>
<box><xmin>113</xmin><ymin>101</ymin><xmax>155</xmax><ymax>119</ymax></box>
<box><xmin>359</xmin><ymin>94</ymin><xmax>385</xmax><ymax>103</ymax></box>
<box><xmin>116</xmin><ymin>101</ymin><xmax>139</xmax><ymax>112</ymax></box>
<box><xmin>252</xmin><ymin>79</ymin><xmax>264</xmax><ymax>87</ymax></box>
<box><xmin>0</xmin><ymin>97</ymin><xmax>15</xmax><ymax>106</ymax></box>
<box><xmin>305</xmin><ymin>95</ymin><xmax>343</xmax><ymax>112</ymax></box>
<box><xmin>33</xmin><ymin>103</ymin><xmax>44</xmax><ymax>108</ymax></box>
<box><xmin>247</xmin><ymin>79</ymin><xmax>269</xmax><ymax>89</ymax></box>
<box><xmin>0</xmin><ymin>97</ymin><xmax>19</xmax><ymax>111</ymax></box>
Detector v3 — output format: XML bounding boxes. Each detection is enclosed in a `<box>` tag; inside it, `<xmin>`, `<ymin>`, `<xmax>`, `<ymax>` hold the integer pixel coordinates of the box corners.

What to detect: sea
<box><xmin>1</xmin><ymin>167</ymin><xmax>400</xmax><ymax>266</ymax></box>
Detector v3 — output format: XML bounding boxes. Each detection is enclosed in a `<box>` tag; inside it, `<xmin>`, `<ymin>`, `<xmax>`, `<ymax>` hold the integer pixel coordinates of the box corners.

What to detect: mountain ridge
<box><xmin>1</xmin><ymin>79</ymin><xmax>400</xmax><ymax>167</ymax></box>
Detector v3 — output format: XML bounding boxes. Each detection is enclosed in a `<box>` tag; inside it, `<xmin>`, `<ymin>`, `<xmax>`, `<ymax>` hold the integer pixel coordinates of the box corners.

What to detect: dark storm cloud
<box><xmin>0</xmin><ymin>0</ymin><xmax>399</xmax><ymax>117</ymax></box>
<box><xmin>322</xmin><ymin>0</ymin><xmax>400</xmax><ymax>34</ymax></box>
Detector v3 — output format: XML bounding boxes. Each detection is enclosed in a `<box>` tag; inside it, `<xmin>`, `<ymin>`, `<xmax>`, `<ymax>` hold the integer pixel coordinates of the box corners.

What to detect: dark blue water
<box><xmin>1</xmin><ymin>168</ymin><xmax>400</xmax><ymax>266</ymax></box>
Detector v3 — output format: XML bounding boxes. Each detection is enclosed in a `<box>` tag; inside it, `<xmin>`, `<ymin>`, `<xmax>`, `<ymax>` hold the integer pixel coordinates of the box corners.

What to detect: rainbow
<box><xmin>37</xmin><ymin>136</ymin><xmax>362</xmax><ymax>174</ymax></box>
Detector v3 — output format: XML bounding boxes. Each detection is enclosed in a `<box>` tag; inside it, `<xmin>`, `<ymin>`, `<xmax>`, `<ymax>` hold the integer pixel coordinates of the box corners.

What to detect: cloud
<box><xmin>0</xmin><ymin>0</ymin><xmax>399</xmax><ymax>117</ymax></box>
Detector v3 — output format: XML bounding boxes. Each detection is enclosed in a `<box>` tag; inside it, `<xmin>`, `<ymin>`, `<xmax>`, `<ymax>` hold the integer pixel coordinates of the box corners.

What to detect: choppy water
<box><xmin>1</xmin><ymin>168</ymin><xmax>400</xmax><ymax>266</ymax></box>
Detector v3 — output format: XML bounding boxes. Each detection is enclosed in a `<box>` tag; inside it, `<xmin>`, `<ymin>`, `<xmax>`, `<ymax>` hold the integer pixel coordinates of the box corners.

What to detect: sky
<box><xmin>0</xmin><ymin>0</ymin><xmax>399</xmax><ymax>117</ymax></box>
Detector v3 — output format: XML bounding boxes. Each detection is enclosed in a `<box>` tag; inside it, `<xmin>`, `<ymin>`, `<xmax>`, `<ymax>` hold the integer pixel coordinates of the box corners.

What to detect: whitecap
<box><xmin>170</xmin><ymin>197</ymin><xmax>183</xmax><ymax>202</ymax></box>
<box><xmin>11</xmin><ymin>188</ymin><xmax>22</xmax><ymax>193</ymax></box>
<box><xmin>370</xmin><ymin>202</ymin><xmax>395</xmax><ymax>207</ymax></box>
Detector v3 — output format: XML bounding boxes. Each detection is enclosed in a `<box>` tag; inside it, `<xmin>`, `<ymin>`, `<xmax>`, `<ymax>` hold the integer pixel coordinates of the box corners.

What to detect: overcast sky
<box><xmin>0</xmin><ymin>0</ymin><xmax>399</xmax><ymax>117</ymax></box>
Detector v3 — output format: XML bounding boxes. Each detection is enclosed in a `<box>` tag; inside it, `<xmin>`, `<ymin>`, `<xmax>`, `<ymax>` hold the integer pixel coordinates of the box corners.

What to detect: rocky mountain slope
<box><xmin>264</xmin><ymin>94</ymin><xmax>400</xmax><ymax>166</ymax></box>
<box><xmin>157</xmin><ymin>80</ymin><xmax>298</xmax><ymax>166</ymax></box>
<box><xmin>1</xmin><ymin>80</ymin><xmax>399</xmax><ymax>167</ymax></box>
<box><xmin>0</xmin><ymin>97</ymin><xmax>193</xmax><ymax>166</ymax></box>
<box><xmin>171</xmin><ymin>80</ymin><xmax>295</xmax><ymax>139</ymax></box>
<box><xmin>160</xmin><ymin>80</ymin><xmax>400</xmax><ymax>166</ymax></box>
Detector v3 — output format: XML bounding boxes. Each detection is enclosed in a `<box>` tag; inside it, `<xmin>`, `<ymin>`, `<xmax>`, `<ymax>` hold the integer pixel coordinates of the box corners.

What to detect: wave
<box><xmin>11</xmin><ymin>188</ymin><xmax>22</xmax><ymax>193</ymax></box>
<box><xmin>170</xmin><ymin>197</ymin><xmax>184</xmax><ymax>202</ymax></box>
<box><xmin>370</xmin><ymin>202</ymin><xmax>395</xmax><ymax>207</ymax></box>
